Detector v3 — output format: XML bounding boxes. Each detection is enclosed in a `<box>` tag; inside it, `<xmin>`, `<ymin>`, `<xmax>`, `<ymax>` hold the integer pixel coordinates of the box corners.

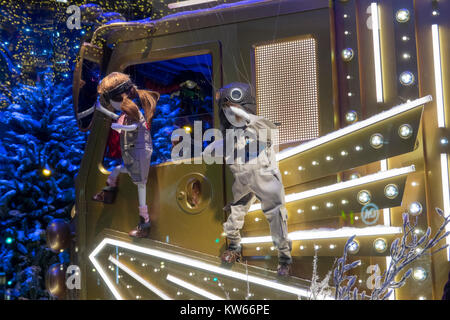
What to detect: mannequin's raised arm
<box><xmin>96</xmin><ymin>100</ymin><xmax>120</xmax><ymax>120</ymax></box>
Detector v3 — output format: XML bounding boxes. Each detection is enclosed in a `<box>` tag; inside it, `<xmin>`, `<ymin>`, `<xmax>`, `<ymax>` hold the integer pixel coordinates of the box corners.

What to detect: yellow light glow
<box><xmin>432</xmin><ymin>24</ymin><xmax>450</xmax><ymax>260</ymax></box>
<box><xmin>42</xmin><ymin>168</ymin><xmax>52</xmax><ymax>176</ymax></box>
<box><xmin>371</xmin><ymin>2</ymin><xmax>383</xmax><ymax>103</ymax></box>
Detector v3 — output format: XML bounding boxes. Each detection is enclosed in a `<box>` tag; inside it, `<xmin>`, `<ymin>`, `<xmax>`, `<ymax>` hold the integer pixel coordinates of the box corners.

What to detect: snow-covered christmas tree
<box><xmin>0</xmin><ymin>70</ymin><xmax>87</xmax><ymax>299</ymax></box>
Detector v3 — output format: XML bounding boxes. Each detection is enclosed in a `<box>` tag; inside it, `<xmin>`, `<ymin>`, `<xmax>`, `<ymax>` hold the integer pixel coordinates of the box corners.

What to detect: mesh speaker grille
<box><xmin>255</xmin><ymin>37</ymin><xmax>319</xmax><ymax>145</ymax></box>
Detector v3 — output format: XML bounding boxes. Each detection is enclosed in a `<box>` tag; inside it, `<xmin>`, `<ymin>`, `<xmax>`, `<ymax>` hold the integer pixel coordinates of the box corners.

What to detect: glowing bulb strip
<box><xmin>88</xmin><ymin>244</ymin><xmax>123</xmax><ymax>300</ymax></box>
<box><xmin>371</xmin><ymin>2</ymin><xmax>383</xmax><ymax>102</ymax></box>
<box><xmin>380</xmin><ymin>160</ymin><xmax>391</xmax><ymax>226</ymax></box>
<box><xmin>381</xmin><ymin>160</ymin><xmax>394</xmax><ymax>298</ymax></box>
<box><xmin>90</xmin><ymin>238</ymin><xmax>311</xmax><ymax>298</ymax></box>
<box><xmin>240</xmin><ymin>226</ymin><xmax>402</xmax><ymax>244</ymax></box>
<box><xmin>276</xmin><ymin>96</ymin><xmax>431</xmax><ymax>161</ymax></box>
<box><xmin>432</xmin><ymin>25</ymin><xmax>445</xmax><ymax>128</ymax></box>
<box><xmin>249</xmin><ymin>165</ymin><xmax>415</xmax><ymax>212</ymax></box>
<box><xmin>432</xmin><ymin>24</ymin><xmax>450</xmax><ymax>260</ymax></box>
<box><xmin>440</xmin><ymin>154</ymin><xmax>450</xmax><ymax>260</ymax></box>
<box><xmin>166</xmin><ymin>274</ymin><xmax>224</xmax><ymax>300</ymax></box>
<box><xmin>109</xmin><ymin>256</ymin><xmax>172</xmax><ymax>300</ymax></box>
<box><xmin>168</xmin><ymin>0</ymin><xmax>217</xmax><ymax>9</ymax></box>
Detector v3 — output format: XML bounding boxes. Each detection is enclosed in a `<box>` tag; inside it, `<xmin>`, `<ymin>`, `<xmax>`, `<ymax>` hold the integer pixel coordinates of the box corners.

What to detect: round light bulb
<box><xmin>370</xmin><ymin>133</ymin><xmax>384</xmax><ymax>149</ymax></box>
<box><xmin>396</xmin><ymin>9</ymin><xmax>410</xmax><ymax>23</ymax></box>
<box><xmin>398</xmin><ymin>124</ymin><xmax>413</xmax><ymax>139</ymax></box>
<box><xmin>357</xmin><ymin>190</ymin><xmax>371</xmax><ymax>205</ymax></box>
<box><xmin>342</xmin><ymin>48</ymin><xmax>354</xmax><ymax>61</ymax></box>
<box><xmin>350</xmin><ymin>173</ymin><xmax>360</xmax><ymax>180</ymax></box>
<box><xmin>413</xmin><ymin>267</ymin><xmax>427</xmax><ymax>281</ymax></box>
<box><xmin>400</xmin><ymin>71</ymin><xmax>415</xmax><ymax>86</ymax></box>
<box><xmin>384</xmin><ymin>184</ymin><xmax>399</xmax><ymax>199</ymax></box>
<box><xmin>373</xmin><ymin>238</ymin><xmax>387</xmax><ymax>253</ymax></box>
<box><xmin>348</xmin><ymin>240</ymin><xmax>360</xmax><ymax>254</ymax></box>
<box><xmin>345</xmin><ymin>111</ymin><xmax>358</xmax><ymax>123</ymax></box>
<box><xmin>409</xmin><ymin>202</ymin><xmax>423</xmax><ymax>216</ymax></box>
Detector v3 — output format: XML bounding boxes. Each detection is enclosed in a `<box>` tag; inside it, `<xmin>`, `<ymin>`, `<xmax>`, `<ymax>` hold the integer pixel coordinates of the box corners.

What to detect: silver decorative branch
<box><xmin>370</xmin><ymin>208</ymin><xmax>450</xmax><ymax>300</ymax></box>
<box><xmin>332</xmin><ymin>235</ymin><xmax>361</xmax><ymax>300</ymax></box>
<box><xmin>329</xmin><ymin>207</ymin><xmax>450</xmax><ymax>300</ymax></box>
<box><xmin>308</xmin><ymin>249</ymin><xmax>333</xmax><ymax>300</ymax></box>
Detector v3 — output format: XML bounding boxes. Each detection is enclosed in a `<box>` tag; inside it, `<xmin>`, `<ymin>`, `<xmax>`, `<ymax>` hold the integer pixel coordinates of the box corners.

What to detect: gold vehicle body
<box><xmin>72</xmin><ymin>0</ymin><xmax>450</xmax><ymax>300</ymax></box>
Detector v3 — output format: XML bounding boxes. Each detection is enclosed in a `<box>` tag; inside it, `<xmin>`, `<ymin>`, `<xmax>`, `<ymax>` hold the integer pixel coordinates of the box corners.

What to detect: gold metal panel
<box><xmin>279</xmin><ymin>107</ymin><xmax>423</xmax><ymax>188</ymax></box>
<box><xmin>242</xmin><ymin>170</ymin><xmax>410</xmax><ymax>235</ymax></box>
<box><xmin>76</xmin><ymin>3</ymin><xmax>337</xmax><ymax>299</ymax></box>
<box><xmin>244</xmin><ymin>234</ymin><xmax>400</xmax><ymax>258</ymax></box>
<box><xmin>415</xmin><ymin>0</ymin><xmax>450</xmax><ymax>300</ymax></box>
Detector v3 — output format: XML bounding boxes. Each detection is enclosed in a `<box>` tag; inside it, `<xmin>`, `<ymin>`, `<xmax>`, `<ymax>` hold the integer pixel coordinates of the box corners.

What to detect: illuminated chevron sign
<box><xmin>89</xmin><ymin>237</ymin><xmax>324</xmax><ymax>300</ymax></box>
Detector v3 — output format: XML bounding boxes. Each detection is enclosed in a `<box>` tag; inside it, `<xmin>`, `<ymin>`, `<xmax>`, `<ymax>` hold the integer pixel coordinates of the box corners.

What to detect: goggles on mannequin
<box><xmin>100</xmin><ymin>80</ymin><xmax>133</xmax><ymax>106</ymax></box>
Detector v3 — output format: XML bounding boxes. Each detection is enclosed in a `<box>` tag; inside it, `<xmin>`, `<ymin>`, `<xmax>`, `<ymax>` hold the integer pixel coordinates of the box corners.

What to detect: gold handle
<box><xmin>177</xmin><ymin>191</ymin><xmax>186</xmax><ymax>200</ymax></box>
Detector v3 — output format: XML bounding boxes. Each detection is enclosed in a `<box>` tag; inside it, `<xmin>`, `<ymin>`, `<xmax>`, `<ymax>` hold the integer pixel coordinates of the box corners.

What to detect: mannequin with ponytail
<box><xmin>93</xmin><ymin>72</ymin><xmax>159</xmax><ymax>238</ymax></box>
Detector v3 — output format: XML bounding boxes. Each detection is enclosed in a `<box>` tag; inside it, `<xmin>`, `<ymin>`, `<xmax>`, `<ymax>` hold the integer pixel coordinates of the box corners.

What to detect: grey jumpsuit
<box><xmin>223</xmin><ymin>114</ymin><xmax>292</xmax><ymax>264</ymax></box>
<box><xmin>119</xmin><ymin>110</ymin><xmax>153</xmax><ymax>184</ymax></box>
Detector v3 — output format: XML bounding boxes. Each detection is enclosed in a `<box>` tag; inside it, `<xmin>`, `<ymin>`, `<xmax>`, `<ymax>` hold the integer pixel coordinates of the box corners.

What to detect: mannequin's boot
<box><xmin>129</xmin><ymin>206</ymin><xmax>150</xmax><ymax>238</ymax></box>
<box><xmin>221</xmin><ymin>244</ymin><xmax>242</xmax><ymax>264</ymax></box>
<box><xmin>277</xmin><ymin>262</ymin><xmax>291</xmax><ymax>277</ymax></box>
<box><xmin>92</xmin><ymin>176</ymin><xmax>119</xmax><ymax>204</ymax></box>
<box><xmin>128</xmin><ymin>217</ymin><xmax>151</xmax><ymax>238</ymax></box>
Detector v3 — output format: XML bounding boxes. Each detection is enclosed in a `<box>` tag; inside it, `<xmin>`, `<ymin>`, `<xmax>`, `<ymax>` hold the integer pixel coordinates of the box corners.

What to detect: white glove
<box><xmin>223</xmin><ymin>106</ymin><xmax>248</xmax><ymax>127</ymax></box>
<box><xmin>111</xmin><ymin>123</ymin><xmax>138</xmax><ymax>132</ymax></box>
<box><xmin>229</xmin><ymin>106</ymin><xmax>250</xmax><ymax>122</ymax></box>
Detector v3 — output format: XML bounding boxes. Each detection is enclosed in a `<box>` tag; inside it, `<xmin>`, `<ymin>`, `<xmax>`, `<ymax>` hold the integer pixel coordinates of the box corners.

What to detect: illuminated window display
<box><xmin>0</xmin><ymin>0</ymin><xmax>449</xmax><ymax>306</ymax></box>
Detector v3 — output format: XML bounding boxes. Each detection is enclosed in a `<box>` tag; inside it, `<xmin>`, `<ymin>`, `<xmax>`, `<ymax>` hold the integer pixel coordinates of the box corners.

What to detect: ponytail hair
<box><xmin>136</xmin><ymin>89</ymin><xmax>160</xmax><ymax>124</ymax></box>
<box><xmin>120</xmin><ymin>96</ymin><xmax>141</xmax><ymax>122</ymax></box>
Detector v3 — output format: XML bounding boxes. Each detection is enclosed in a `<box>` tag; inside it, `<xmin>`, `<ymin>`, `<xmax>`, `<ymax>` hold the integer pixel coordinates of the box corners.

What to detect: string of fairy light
<box><xmin>0</xmin><ymin>0</ymin><xmax>161</xmax><ymax>91</ymax></box>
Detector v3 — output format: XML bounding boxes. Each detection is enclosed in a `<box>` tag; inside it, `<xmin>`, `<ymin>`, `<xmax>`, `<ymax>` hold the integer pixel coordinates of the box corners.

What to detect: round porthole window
<box><xmin>176</xmin><ymin>173</ymin><xmax>212</xmax><ymax>214</ymax></box>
